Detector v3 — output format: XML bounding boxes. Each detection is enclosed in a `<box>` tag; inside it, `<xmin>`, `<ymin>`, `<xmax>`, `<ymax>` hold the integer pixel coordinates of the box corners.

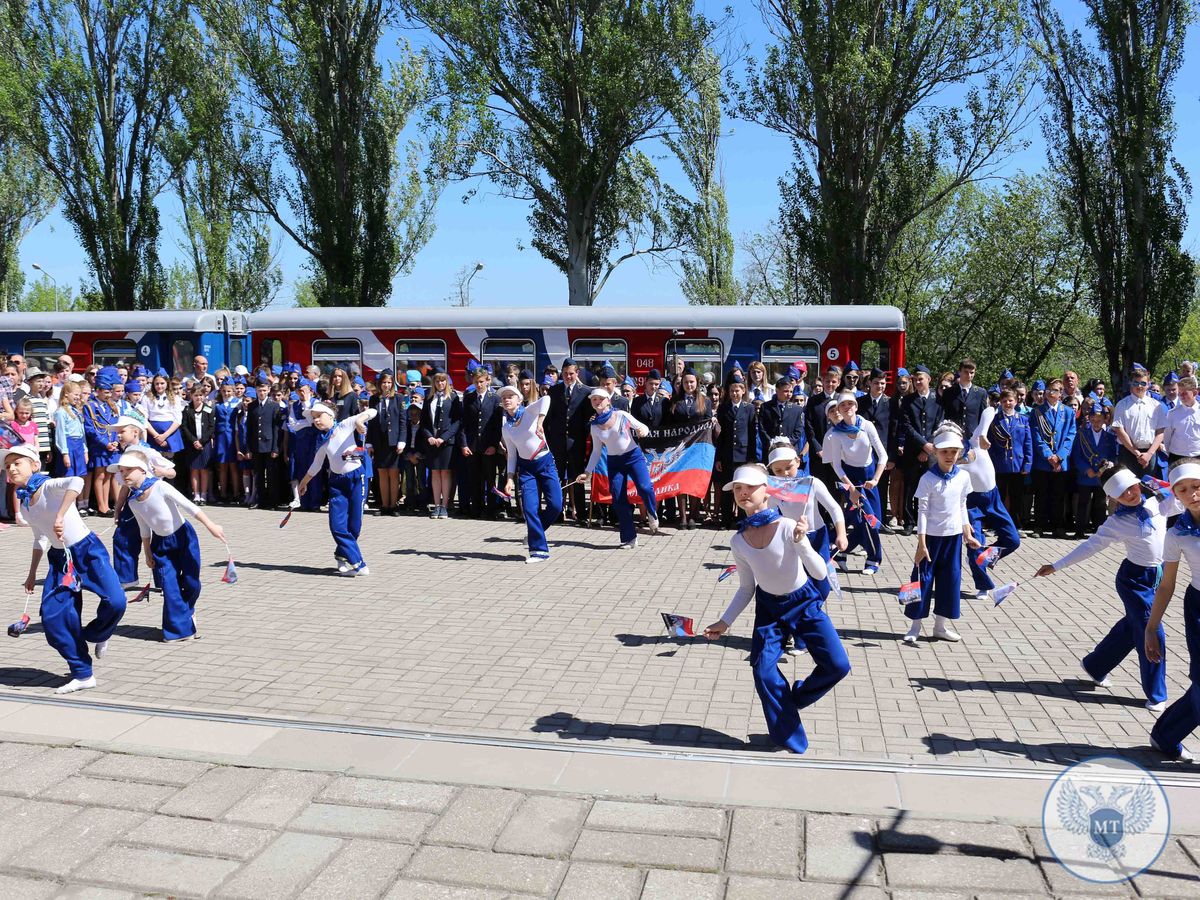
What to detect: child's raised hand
<box><xmin>1034</xmin><ymin>564</ymin><xmax>1055</xmax><ymax>578</ymax></box>
<box><xmin>704</xmin><ymin>620</ymin><xmax>728</xmax><ymax>640</ymax></box>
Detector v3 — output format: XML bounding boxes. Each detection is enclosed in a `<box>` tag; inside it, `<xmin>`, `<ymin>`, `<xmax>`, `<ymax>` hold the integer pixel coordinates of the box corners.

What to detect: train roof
<box><xmin>0</xmin><ymin>311</ymin><xmax>249</xmax><ymax>333</ymax></box>
<box><xmin>251</xmin><ymin>305</ymin><xmax>905</xmax><ymax>331</ymax></box>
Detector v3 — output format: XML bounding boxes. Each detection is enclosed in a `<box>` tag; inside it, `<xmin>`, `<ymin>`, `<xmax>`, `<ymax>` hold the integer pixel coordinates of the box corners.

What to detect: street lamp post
<box><xmin>31</xmin><ymin>263</ymin><xmax>59</xmax><ymax>312</ymax></box>
<box><xmin>463</xmin><ymin>262</ymin><xmax>484</xmax><ymax>307</ymax></box>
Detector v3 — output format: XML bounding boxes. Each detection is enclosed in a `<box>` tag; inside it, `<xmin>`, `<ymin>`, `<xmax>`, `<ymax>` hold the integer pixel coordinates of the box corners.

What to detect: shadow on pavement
<box><xmin>910</xmin><ymin>676</ymin><xmax>1147</xmax><ymax>707</ymax></box>
<box><xmin>114</xmin><ymin>624</ymin><xmax>163</xmax><ymax>642</ymax></box>
<box><xmin>920</xmin><ymin>730</ymin><xmax>1168</xmax><ymax>769</ymax></box>
<box><xmin>532</xmin><ymin>711</ymin><xmax>778</xmax><ymax>752</ymax></box>
<box><xmin>215</xmin><ymin>560</ymin><xmax>334</xmax><ymax>577</ymax></box>
<box><xmin>0</xmin><ymin>666</ymin><xmax>61</xmax><ymax>687</ymax></box>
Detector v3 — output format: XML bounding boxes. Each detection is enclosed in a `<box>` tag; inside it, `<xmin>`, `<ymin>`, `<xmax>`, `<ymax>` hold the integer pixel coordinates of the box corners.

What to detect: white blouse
<box><xmin>721</xmin><ymin>517</ymin><xmax>827</xmax><ymax>625</ymax></box>
<box><xmin>502</xmin><ymin>396</ymin><xmax>552</xmax><ymax>475</ymax></box>
<box><xmin>128</xmin><ymin>480</ymin><xmax>201</xmax><ymax>539</ymax></box>
<box><xmin>22</xmin><ymin>477</ymin><xmax>89</xmax><ymax>551</ymax></box>
<box><xmin>585</xmin><ymin>411</ymin><xmax>650</xmax><ymax>474</ymax></box>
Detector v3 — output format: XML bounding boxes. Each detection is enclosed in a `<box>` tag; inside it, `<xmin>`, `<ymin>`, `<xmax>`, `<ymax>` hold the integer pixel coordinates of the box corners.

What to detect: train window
<box><xmin>258</xmin><ymin>339</ymin><xmax>282</xmax><ymax>370</ymax></box>
<box><xmin>23</xmin><ymin>339</ymin><xmax>66</xmax><ymax>373</ymax></box>
<box><xmin>312</xmin><ymin>339</ymin><xmax>362</xmax><ymax>378</ymax></box>
<box><xmin>229</xmin><ymin>339</ymin><xmax>244</xmax><ymax>372</ymax></box>
<box><xmin>481</xmin><ymin>338</ymin><xmax>536</xmax><ymax>380</ymax></box>
<box><xmin>858</xmin><ymin>339</ymin><xmax>891</xmax><ymax>373</ymax></box>
<box><xmin>172</xmin><ymin>340</ymin><xmax>194</xmax><ymax>376</ymax></box>
<box><xmin>394</xmin><ymin>340</ymin><xmax>447</xmax><ymax>381</ymax></box>
<box><xmin>571</xmin><ymin>339</ymin><xmax>627</xmax><ymax>382</ymax></box>
<box><xmin>761</xmin><ymin>340</ymin><xmax>820</xmax><ymax>384</ymax></box>
<box><xmin>664</xmin><ymin>338</ymin><xmax>723</xmax><ymax>381</ymax></box>
<box><xmin>93</xmin><ymin>339</ymin><xmax>139</xmax><ymax>367</ymax></box>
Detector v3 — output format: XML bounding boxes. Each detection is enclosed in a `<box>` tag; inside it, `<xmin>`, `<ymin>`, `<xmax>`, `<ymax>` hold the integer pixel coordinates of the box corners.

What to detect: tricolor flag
<box><xmin>826</xmin><ymin>559</ymin><xmax>844</xmax><ymax>600</ymax></box>
<box><xmin>222</xmin><ymin>556</ymin><xmax>238</xmax><ymax>584</ymax></box>
<box><xmin>975</xmin><ymin>546</ymin><xmax>1001</xmax><ymax>569</ymax></box>
<box><xmin>278</xmin><ymin>509</ymin><xmax>293</xmax><ymax>529</ymax></box>
<box><xmin>592</xmin><ymin>423</ymin><xmax>715</xmax><ymax>504</ymax></box>
<box><xmin>491</xmin><ymin>486</ymin><xmax>513</xmax><ymax>502</ymax></box>
<box><xmin>131</xmin><ymin>584</ymin><xmax>152</xmax><ymax>603</ymax></box>
<box><xmin>766</xmin><ymin>475</ymin><xmax>813</xmax><ymax>506</ymax></box>
<box><xmin>717</xmin><ymin>565</ymin><xmax>737</xmax><ymax>582</ymax></box>
<box><xmin>898</xmin><ymin>581</ymin><xmax>921</xmax><ymax>605</ymax></box>
<box><xmin>660</xmin><ymin>613</ymin><xmax>696</xmax><ymax>637</ymax></box>
<box><xmin>989</xmin><ymin>582</ymin><xmax>1018</xmax><ymax>606</ymax></box>
<box><xmin>7</xmin><ymin>614</ymin><xmax>30</xmax><ymax>638</ymax></box>
<box><xmin>1141</xmin><ymin>475</ymin><xmax>1170</xmax><ymax>499</ymax></box>
<box><xmin>0</xmin><ymin>421</ymin><xmax>25</xmax><ymax>450</ymax></box>
<box><xmin>62</xmin><ymin>551</ymin><xmax>77</xmax><ymax>591</ymax></box>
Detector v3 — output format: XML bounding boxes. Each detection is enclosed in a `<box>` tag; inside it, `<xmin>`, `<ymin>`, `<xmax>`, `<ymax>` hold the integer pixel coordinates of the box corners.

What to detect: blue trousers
<box><xmin>842</xmin><ymin>462</ymin><xmax>882</xmax><ymax>565</ymax></box>
<box><xmin>907</xmin><ymin>533</ymin><xmax>962</xmax><ymax>620</ymax></box>
<box><xmin>153</xmin><ymin>522</ymin><xmax>202</xmax><ymax>640</ymax></box>
<box><xmin>608</xmin><ymin>447</ymin><xmax>658</xmax><ymax>544</ymax></box>
<box><xmin>1083</xmin><ymin>560</ymin><xmax>1167</xmax><ymax>704</ymax></box>
<box><xmin>113</xmin><ymin>504</ymin><xmax>141</xmax><ymax>583</ymax></box>
<box><xmin>517</xmin><ymin>452</ymin><xmax>563</xmax><ymax>555</ymax></box>
<box><xmin>967</xmin><ymin>487</ymin><xmax>1021</xmax><ymax>591</ymax></box>
<box><xmin>1152</xmin><ymin>586</ymin><xmax>1200</xmax><ymax>754</ymax></box>
<box><xmin>750</xmin><ymin>583</ymin><xmax>850</xmax><ymax>753</ymax></box>
<box><xmin>808</xmin><ymin>526</ymin><xmax>832</xmax><ymax>603</ymax></box>
<box><xmin>327</xmin><ymin>469</ymin><xmax>365</xmax><ymax>568</ymax></box>
<box><xmin>42</xmin><ymin>533</ymin><xmax>127</xmax><ymax>679</ymax></box>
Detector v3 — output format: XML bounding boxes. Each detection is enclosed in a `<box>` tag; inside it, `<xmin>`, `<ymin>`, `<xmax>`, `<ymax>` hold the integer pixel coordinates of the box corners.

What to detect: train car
<box><xmin>249</xmin><ymin>306</ymin><xmax>906</xmax><ymax>387</ymax></box>
<box><xmin>0</xmin><ymin>311</ymin><xmax>251</xmax><ymax>376</ymax></box>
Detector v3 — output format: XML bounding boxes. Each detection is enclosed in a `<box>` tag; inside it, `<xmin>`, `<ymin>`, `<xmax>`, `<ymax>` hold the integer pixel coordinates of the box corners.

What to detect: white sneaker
<box><xmin>55</xmin><ymin>676</ymin><xmax>97</xmax><ymax>695</ymax></box>
<box><xmin>1150</xmin><ymin>736</ymin><xmax>1194</xmax><ymax>761</ymax></box>
<box><xmin>525</xmin><ymin>554</ymin><xmax>549</xmax><ymax>565</ymax></box>
<box><xmin>975</xmin><ymin>590</ymin><xmax>989</xmax><ymax>601</ymax></box>
<box><xmin>932</xmin><ymin>616</ymin><xmax>961</xmax><ymax>642</ymax></box>
<box><xmin>1146</xmin><ymin>700</ymin><xmax>1167</xmax><ymax>713</ymax></box>
<box><xmin>863</xmin><ymin>564</ymin><xmax>879</xmax><ymax>576</ymax></box>
<box><xmin>1081</xmin><ymin>662</ymin><xmax>1111</xmax><ymax>687</ymax></box>
<box><xmin>648</xmin><ymin>516</ymin><xmax>659</xmax><ymax>535</ymax></box>
<box><xmin>336</xmin><ymin>560</ymin><xmax>351</xmax><ymax>574</ymax></box>
<box><xmin>94</xmin><ymin>640</ymin><xmax>108</xmax><ymax>659</ymax></box>
<box><xmin>353</xmin><ymin>565</ymin><xmax>370</xmax><ymax>577</ymax></box>
<box><xmin>902</xmin><ymin>621</ymin><xmax>922</xmax><ymax>645</ymax></box>
<box><xmin>619</xmin><ymin>538</ymin><xmax>638</xmax><ymax>550</ymax></box>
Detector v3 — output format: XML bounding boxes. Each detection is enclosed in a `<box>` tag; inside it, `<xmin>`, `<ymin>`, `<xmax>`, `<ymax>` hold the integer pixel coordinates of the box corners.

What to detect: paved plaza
<box><xmin>1</xmin><ymin>509</ymin><xmax>1200</xmax><ymax>896</ymax></box>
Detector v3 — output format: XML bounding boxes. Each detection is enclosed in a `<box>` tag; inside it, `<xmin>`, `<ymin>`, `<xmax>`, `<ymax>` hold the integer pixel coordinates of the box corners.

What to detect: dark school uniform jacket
<box><xmin>757</xmin><ymin>397</ymin><xmax>807</xmax><ymax>458</ymax></box>
<box><xmin>248</xmin><ymin>398</ymin><xmax>285</xmax><ymax>455</ymax></box>
<box><xmin>632</xmin><ymin>392</ymin><xmax>667</xmax><ymax>430</ymax></box>
<box><xmin>901</xmin><ymin>392</ymin><xmax>943</xmax><ymax>468</ymax></box>
<box><xmin>940</xmin><ymin>382</ymin><xmax>989</xmax><ymax>438</ymax></box>
<box><xmin>987</xmin><ymin>411</ymin><xmax>1033</xmax><ymax>475</ymax></box>
<box><xmin>369</xmin><ymin>394</ymin><xmax>409</xmax><ymax>449</ymax></box>
<box><xmin>180</xmin><ymin>404</ymin><xmax>215</xmax><ymax>447</ymax></box>
<box><xmin>716</xmin><ymin>399</ymin><xmax>756</xmax><ymax>465</ymax></box>
<box><xmin>458</xmin><ymin>388</ymin><xmax>501</xmax><ymax>453</ymax></box>
<box><xmin>546</xmin><ymin>379</ymin><xmax>593</xmax><ymax>459</ymax></box>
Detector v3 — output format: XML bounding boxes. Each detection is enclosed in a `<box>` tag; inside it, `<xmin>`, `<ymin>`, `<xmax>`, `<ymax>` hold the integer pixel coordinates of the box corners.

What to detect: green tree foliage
<box><xmin>735</xmin><ymin>0</ymin><xmax>1033</xmax><ymax>306</ymax></box>
<box><xmin>0</xmin><ymin>138</ymin><xmax>56</xmax><ymax>313</ymax></box>
<box><xmin>202</xmin><ymin>0</ymin><xmax>439</xmax><ymax>307</ymax></box>
<box><xmin>407</xmin><ymin>0</ymin><xmax>712</xmax><ymax>306</ymax></box>
<box><xmin>890</xmin><ymin>174</ymin><xmax>1107</xmax><ymax>382</ymax></box>
<box><xmin>1030</xmin><ymin>0</ymin><xmax>1196</xmax><ymax>385</ymax></box>
<box><xmin>666</xmin><ymin>49</ymin><xmax>738</xmax><ymax>306</ymax></box>
<box><xmin>3</xmin><ymin>0</ymin><xmax>197</xmax><ymax>310</ymax></box>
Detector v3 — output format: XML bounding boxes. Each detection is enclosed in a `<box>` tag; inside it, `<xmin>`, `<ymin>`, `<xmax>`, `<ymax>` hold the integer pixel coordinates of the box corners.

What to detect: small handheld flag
<box><xmin>0</xmin><ymin>421</ymin><xmax>24</xmax><ymax>450</ymax></box>
<box><xmin>221</xmin><ymin>543</ymin><xmax>238</xmax><ymax>584</ymax></box>
<box><xmin>826</xmin><ymin>559</ymin><xmax>844</xmax><ymax>600</ymax></box>
<box><xmin>898</xmin><ymin>581</ymin><xmax>921</xmax><ymax>605</ymax></box>
<box><xmin>131</xmin><ymin>584</ymin><xmax>152</xmax><ymax>603</ymax></box>
<box><xmin>7</xmin><ymin>614</ymin><xmax>30</xmax><ymax>638</ymax></box>
<box><xmin>989</xmin><ymin>582</ymin><xmax>1018</xmax><ymax>606</ymax></box>
<box><xmin>766</xmin><ymin>475</ymin><xmax>812</xmax><ymax>506</ymax></box>
<box><xmin>660</xmin><ymin>613</ymin><xmax>695</xmax><ymax>637</ymax></box>
<box><xmin>62</xmin><ymin>550</ymin><xmax>77</xmax><ymax>591</ymax></box>
<box><xmin>278</xmin><ymin>509</ymin><xmax>293</xmax><ymax>529</ymax></box>
<box><xmin>863</xmin><ymin>510</ymin><xmax>881</xmax><ymax>530</ymax></box>
<box><xmin>975</xmin><ymin>546</ymin><xmax>1001</xmax><ymax>569</ymax></box>
<box><xmin>491</xmin><ymin>486</ymin><xmax>513</xmax><ymax>502</ymax></box>
<box><xmin>1141</xmin><ymin>475</ymin><xmax>1169</xmax><ymax>499</ymax></box>
<box><xmin>717</xmin><ymin>565</ymin><xmax>737</xmax><ymax>582</ymax></box>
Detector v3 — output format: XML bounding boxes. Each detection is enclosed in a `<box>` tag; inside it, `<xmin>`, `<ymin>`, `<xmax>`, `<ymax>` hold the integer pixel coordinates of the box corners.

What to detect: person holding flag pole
<box><xmin>107</xmin><ymin>413</ymin><xmax>176</xmax><ymax>590</ymax></box>
<box><xmin>577</xmin><ymin>389</ymin><xmax>659</xmax><ymax>549</ymax></box>
<box><xmin>6</xmin><ymin>444</ymin><xmax>127</xmax><ymax>694</ymax></box>
<box><xmin>704</xmin><ymin>463</ymin><xmax>850</xmax><ymax>753</ymax></box>
<box><xmin>500</xmin><ymin>384</ymin><xmax>560</xmax><ymax>564</ymax></box>
<box><xmin>960</xmin><ymin>406</ymin><xmax>1022</xmax><ymax>600</ymax></box>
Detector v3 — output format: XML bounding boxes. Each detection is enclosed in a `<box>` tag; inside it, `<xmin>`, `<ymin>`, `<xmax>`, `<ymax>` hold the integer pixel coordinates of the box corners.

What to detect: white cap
<box><xmin>234</xmin><ymin>365</ymin><xmax>249</xmax><ymax>376</ymax></box>
<box><xmin>68</xmin><ymin>373</ymin><xmax>86</xmax><ymax>383</ymax></box>
<box><xmin>836</xmin><ymin>392</ymin><xmax>858</xmax><ymax>405</ymax></box>
<box><xmin>497</xmin><ymin>385</ymin><xmax>522</xmax><ymax>400</ymax></box>
<box><xmin>589</xmin><ymin>388</ymin><xmax>611</xmax><ymax>399</ymax></box>
<box><xmin>1103</xmin><ymin>468</ymin><xmax>1141</xmax><ymax>500</ymax></box>
<box><xmin>1170</xmin><ymin>463</ymin><xmax>1200</xmax><ymax>487</ymax></box>
<box><xmin>108</xmin><ymin>415</ymin><xmax>147</xmax><ymax>432</ymax></box>
<box><xmin>2</xmin><ymin>444</ymin><xmax>40</xmax><ymax>467</ymax></box>
<box><xmin>932</xmin><ymin>431</ymin><xmax>963</xmax><ymax>450</ymax></box>
<box><xmin>768</xmin><ymin>446</ymin><xmax>797</xmax><ymax>466</ymax></box>
<box><xmin>722</xmin><ymin>464</ymin><xmax>769</xmax><ymax>490</ymax></box>
<box><xmin>107</xmin><ymin>450</ymin><xmax>152</xmax><ymax>474</ymax></box>
<box><xmin>304</xmin><ymin>402</ymin><xmax>337</xmax><ymax>420</ymax></box>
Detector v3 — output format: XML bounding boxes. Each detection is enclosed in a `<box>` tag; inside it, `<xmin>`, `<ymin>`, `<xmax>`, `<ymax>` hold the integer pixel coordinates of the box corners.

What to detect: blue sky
<box><xmin>18</xmin><ymin>2</ymin><xmax>1200</xmax><ymax>310</ymax></box>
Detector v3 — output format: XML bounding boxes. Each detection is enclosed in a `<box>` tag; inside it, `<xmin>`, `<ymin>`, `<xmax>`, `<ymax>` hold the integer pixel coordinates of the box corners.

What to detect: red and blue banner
<box><xmin>592</xmin><ymin>422</ymin><xmax>715</xmax><ymax>505</ymax></box>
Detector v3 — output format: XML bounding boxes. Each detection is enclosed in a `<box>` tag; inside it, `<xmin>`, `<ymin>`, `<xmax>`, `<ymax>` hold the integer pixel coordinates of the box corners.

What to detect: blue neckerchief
<box><xmin>1174</xmin><ymin>510</ymin><xmax>1200</xmax><ymax>537</ymax></box>
<box><xmin>504</xmin><ymin>405</ymin><xmax>524</xmax><ymax>426</ymax></box>
<box><xmin>315</xmin><ymin>425</ymin><xmax>335</xmax><ymax>448</ymax></box>
<box><xmin>930</xmin><ymin>463</ymin><xmax>959</xmax><ymax>481</ymax></box>
<box><xmin>593</xmin><ymin>409</ymin><xmax>614</xmax><ymax>426</ymax></box>
<box><xmin>127</xmin><ymin>476</ymin><xmax>158</xmax><ymax>502</ymax></box>
<box><xmin>833</xmin><ymin>416</ymin><xmax>861</xmax><ymax>438</ymax></box>
<box><xmin>1114</xmin><ymin>502</ymin><xmax>1152</xmax><ymax>526</ymax></box>
<box><xmin>738</xmin><ymin>507</ymin><xmax>782</xmax><ymax>533</ymax></box>
<box><xmin>16</xmin><ymin>472</ymin><xmax>50</xmax><ymax>506</ymax></box>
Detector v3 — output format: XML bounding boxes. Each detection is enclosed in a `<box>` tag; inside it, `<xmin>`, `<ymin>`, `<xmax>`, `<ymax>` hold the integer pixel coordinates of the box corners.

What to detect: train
<box><xmin>0</xmin><ymin>306</ymin><xmax>906</xmax><ymax>386</ymax></box>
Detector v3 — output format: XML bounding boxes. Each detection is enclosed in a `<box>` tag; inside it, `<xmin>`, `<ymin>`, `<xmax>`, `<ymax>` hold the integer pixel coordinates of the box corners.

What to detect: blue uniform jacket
<box><xmin>1071</xmin><ymin>424</ymin><xmax>1116</xmax><ymax>486</ymax></box>
<box><xmin>1030</xmin><ymin>403</ymin><xmax>1077</xmax><ymax>472</ymax></box>
<box><xmin>987</xmin><ymin>411</ymin><xmax>1033</xmax><ymax>475</ymax></box>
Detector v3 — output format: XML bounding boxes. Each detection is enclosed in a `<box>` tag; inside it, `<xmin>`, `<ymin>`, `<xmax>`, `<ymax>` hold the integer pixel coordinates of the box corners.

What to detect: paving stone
<box><xmin>585</xmin><ymin>800</ymin><xmax>725</xmax><ymax>838</ymax></box>
<box><xmin>39</xmin><ymin>775</ymin><xmax>175</xmax><ymax>812</ymax></box>
<box><xmin>0</xmin><ymin>800</ymin><xmax>82</xmax><ymax>859</ymax></box>
<box><xmin>571</xmin><ymin>829</ymin><xmax>723</xmax><ymax>872</ymax></box>
<box><xmin>640</xmin><ymin>869</ymin><xmax>722</xmax><ymax>899</ymax></box>
<box><xmin>1128</xmin><ymin>840</ymin><xmax>1200</xmax><ymax>898</ymax></box>
<box><xmin>53</xmin><ymin>887</ymin><xmax>140</xmax><ymax>899</ymax></box>
<box><xmin>404</xmin><ymin>845</ymin><xmax>565</xmax><ymax>895</ymax></box>
<box><xmin>425</xmin><ymin>787</ymin><xmax>523</xmax><ymax>849</ymax></box>
<box><xmin>494</xmin><ymin>795</ymin><xmax>589</xmax><ymax>857</ymax></box>
<box><xmin>805</xmin><ymin>814</ymin><xmax>880</xmax><ymax>884</ymax></box>
<box><xmin>290</xmin><ymin>802</ymin><xmax>434</xmax><ymax>842</ymax></box>
<box><xmin>123</xmin><ymin>814</ymin><xmax>274</xmax><ymax>860</ymax></box>
<box><xmin>0</xmin><ymin>874</ymin><xmax>58</xmax><ymax>900</ymax></box>
<box><xmin>383</xmin><ymin>882</ymin><xmax>509</xmax><ymax>899</ymax></box>
<box><xmin>4</xmin><ymin>749</ymin><xmax>100</xmax><ymax>799</ymax></box>
<box><xmin>1026</xmin><ymin>831</ymin><xmax>1134</xmax><ymax>895</ymax></box>
<box><xmin>158</xmin><ymin>766</ymin><xmax>268</xmax><ymax>820</ymax></box>
<box><xmin>725</xmin><ymin>877</ymin><xmax>888</xmax><ymax>900</ymax></box>
<box><xmin>884</xmin><ymin>853</ymin><xmax>1045</xmax><ymax>892</ymax></box>
<box><xmin>13</xmin><ymin>807</ymin><xmax>144</xmax><ymax>877</ymax></box>
<box><xmin>877</xmin><ymin>817</ymin><xmax>1030</xmax><ymax>858</ymax></box>
<box><xmin>222</xmin><ymin>769</ymin><xmax>330</xmax><ymax>828</ymax></box>
<box><xmin>725</xmin><ymin>807</ymin><xmax>799</xmax><ymax>877</ymax></box>
<box><xmin>216</xmin><ymin>831</ymin><xmax>342</xmax><ymax>899</ymax></box>
<box><xmin>73</xmin><ymin>844</ymin><xmax>241</xmax><ymax>896</ymax></box>
<box><xmin>298</xmin><ymin>838</ymin><xmax>412</xmax><ymax>899</ymax></box>
<box><xmin>319</xmin><ymin>776</ymin><xmax>455</xmax><ymax>812</ymax></box>
<box><xmin>0</xmin><ymin>743</ymin><xmax>53</xmax><ymax>775</ymax></box>
<box><xmin>555</xmin><ymin>861</ymin><xmax>643</xmax><ymax>900</ymax></box>
<box><xmin>82</xmin><ymin>754</ymin><xmax>211</xmax><ymax>786</ymax></box>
